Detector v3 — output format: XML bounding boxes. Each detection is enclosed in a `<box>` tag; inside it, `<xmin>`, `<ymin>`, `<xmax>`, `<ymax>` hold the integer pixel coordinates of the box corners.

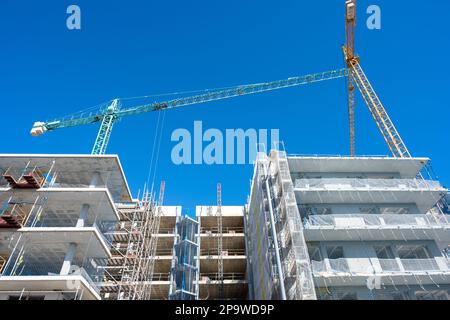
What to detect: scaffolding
<box><xmin>101</xmin><ymin>182</ymin><xmax>164</xmax><ymax>300</ymax></box>
<box><xmin>169</xmin><ymin>215</ymin><xmax>199</xmax><ymax>300</ymax></box>
<box><xmin>246</xmin><ymin>151</ymin><xmax>317</xmax><ymax>300</ymax></box>
<box><xmin>270</xmin><ymin>150</ymin><xmax>316</xmax><ymax>300</ymax></box>
<box><xmin>217</xmin><ymin>183</ymin><xmax>224</xmax><ymax>299</ymax></box>
<box><xmin>245</xmin><ymin>154</ymin><xmax>275</xmax><ymax>299</ymax></box>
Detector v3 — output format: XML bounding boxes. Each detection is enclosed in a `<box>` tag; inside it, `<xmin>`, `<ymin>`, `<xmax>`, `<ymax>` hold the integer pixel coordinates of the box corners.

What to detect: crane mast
<box><xmin>92</xmin><ymin>99</ymin><xmax>119</xmax><ymax>155</ymax></box>
<box><xmin>216</xmin><ymin>183</ymin><xmax>224</xmax><ymax>299</ymax></box>
<box><xmin>343</xmin><ymin>0</ymin><xmax>412</xmax><ymax>159</ymax></box>
<box><xmin>345</xmin><ymin>0</ymin><xmax>357</xmax><ymax>157</ymax></box>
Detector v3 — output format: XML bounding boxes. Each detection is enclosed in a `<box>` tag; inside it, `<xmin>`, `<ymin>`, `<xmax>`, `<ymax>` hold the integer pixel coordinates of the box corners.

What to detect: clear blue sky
<box><xmin>1</xmin><ymin>0</ymin><xmax>449</xmax><ymax>212</ymax></box>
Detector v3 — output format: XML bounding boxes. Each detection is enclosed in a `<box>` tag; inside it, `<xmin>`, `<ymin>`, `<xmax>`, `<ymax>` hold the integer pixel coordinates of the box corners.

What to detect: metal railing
<box><xmin>311</xmin><ymin>259</ymin><xmax>350</xmax><ymax>273</ymax></box>
<box><xmin>0</xmin><ymin>256</ymin><xmax>7</xmax><ymax>273</ymax></box>
<box><xmin>4</xmin><ymin>259</ymin><xmax>63</xmax><ymax>277</ymax></box>
<box><xmin>378</xmin><ymin>259</ymin><xmax>401</xmax><ymax>272</ymax></box>
<box><xmin>304</xmin><ymin>214</ymin><xmax>450</xmax><ymax>229</ymax></box>
<box><xmin>312</xmin><ymin>258</ymin><xmax>444</xmax><ymax>275</ymax></box>
<box><xmin>1</xmin><ymin>289</ymin><xmax>85</xmax><ymax>300</ymax></box>
<box><xmin>152</xmin><ymin>273</ymin><xmax>170</xmax><ymax>281</ymax></box>
<box><xmin>2</xmin><ymin>244</ymin><xmax>107</xmax><ymax>295</ymax></box>
<box><xmin>199</xmin><ymin>273</ymin><xmax>246</xmax><ymax>281</ymax></box>
<box><xmin>200</xmin><ymin>248</ymin><xmax>246</xmax><ymax>256</ymax></box>
<box><xmin>157</xmin><ymin>227</ymin><xmax>176</xmax><ymax>234</ymax></box>
<box><xmin>201</xmin><ymin>226</ymin><xmax>244</xmax><ymax>234</ymax></box>
<box><xmin>295</xmin><ymin>178</ymin><xmax>443</xmax><ymax>191</ymax></box>
<box><xmin>401</xmin><ymin>259</ymin><xmax>441</xmax><ymax>272</ymax></box>
<box><xmin>3</xmin><ymin>166</ymin><xmax>47</xmax><ymax>187</ymax></box>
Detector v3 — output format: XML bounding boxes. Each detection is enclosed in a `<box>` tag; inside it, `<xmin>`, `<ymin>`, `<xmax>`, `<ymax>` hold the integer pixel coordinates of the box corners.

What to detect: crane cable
<box><xmin>151</xmin><ymin>109</ymin><xmax>167</xmax><ymax>195</ymax></box>
<box><xmin>145</xmin><ymin>107</ymin><xmax>167</xmax><ymax>199</ymax></box>
<box><xmin>117</xmin><ymin>81</ymin><xmax>276</xmax><ymax>102</ymax></box>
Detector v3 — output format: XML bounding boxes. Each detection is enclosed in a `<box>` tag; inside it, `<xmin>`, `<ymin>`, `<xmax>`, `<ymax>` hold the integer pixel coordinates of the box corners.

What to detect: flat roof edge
<box><xmin>287</xmin><ymin>155</ymin><xmax>431</xmax><ymax>161</ymax></box>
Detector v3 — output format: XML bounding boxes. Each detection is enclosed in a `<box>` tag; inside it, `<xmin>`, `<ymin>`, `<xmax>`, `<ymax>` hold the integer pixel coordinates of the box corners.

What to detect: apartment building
<box><xmin>246</xmin><ymin>150</ymin><xmax>450</xmax><ymax>300</ymax></box>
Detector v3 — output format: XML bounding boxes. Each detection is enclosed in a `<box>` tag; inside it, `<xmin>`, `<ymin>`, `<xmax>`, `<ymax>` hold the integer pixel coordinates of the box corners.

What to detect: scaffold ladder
<box><xmin>217</xmin><ymin>183</ymin><xmax>224</xmax><ymax>299</ymax></box>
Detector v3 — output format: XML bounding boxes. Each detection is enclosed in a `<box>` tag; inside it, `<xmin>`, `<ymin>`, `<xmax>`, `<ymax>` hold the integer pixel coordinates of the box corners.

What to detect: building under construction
<box><xmin>245</xmin><ymin>150</ymin><xmax>450</xmax><ymax>300</ymax></box>
<box><xmin>1</xmin><ymin>0</ymin><xmax>449</xmax><ymax>302</ymax></box>
<box><xmin>0</xmin><ymin>152</ymin><xmax>448</xmax><ymax>300</ymax></box>
<box><xmin>0</xmin><ymin>156</ymin><xmax>248</xmax><ymax>300</ymax></box>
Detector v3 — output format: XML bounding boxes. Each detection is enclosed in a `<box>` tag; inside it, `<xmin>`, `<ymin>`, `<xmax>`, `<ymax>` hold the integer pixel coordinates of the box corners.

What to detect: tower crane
<box><xmin>31</xmin><ymin>1</ymin><xmax>414</xmax><ymax>160</ymax></box>
<box><xmin>30</xmin><ymin>69</ymin><xmax>348</xmax><ymax>155</ymax></box>
<box><xmin>344</xmin><ymin>0</ymin><xmax>412</xmax><ymax>158</ymax></box>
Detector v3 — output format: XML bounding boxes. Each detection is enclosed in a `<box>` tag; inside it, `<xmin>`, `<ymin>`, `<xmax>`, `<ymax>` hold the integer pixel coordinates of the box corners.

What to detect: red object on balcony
<box><xmin>3</xmin><ymin>173</ymin><xmax>42</xmax><ymax>189</ymax></box>
<box><xmin>0</xmin><ymin>215</ymin><xmax>21</xmax><ymax>229</ymax></box>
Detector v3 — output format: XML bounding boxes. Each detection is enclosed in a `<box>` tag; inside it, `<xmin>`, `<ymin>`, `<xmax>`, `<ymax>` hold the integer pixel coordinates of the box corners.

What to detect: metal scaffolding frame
<box><xmin>246</xmin><ymin>151</ymin><xmax>317</xmax><ymax>300</ymax></box>
<box><xmin>270</xmin><ymin>150</ymin><xmax>317</xmax><ymax>300</ymax></box>
<box><xmin>217</xmin><ymin>183</ymin><xmax>224</xmax><ymax>299</ymax></box>
<box><xmin>169</xmin><ymin>215</ymin><xmax>199</xmax><ymax>300</ymax></box>
<box><xmin>101</xmin><ymin>182</ymin><xmax>164</xmax><ymax>300</ymax></box>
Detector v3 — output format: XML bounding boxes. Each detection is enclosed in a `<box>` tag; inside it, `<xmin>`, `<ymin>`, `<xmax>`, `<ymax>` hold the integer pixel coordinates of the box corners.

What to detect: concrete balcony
<box><xmin>0</xmin><ymin>188</ymin><xmax>119</xmax><ymax>237</ymax></box>
<box><xmin>200</xmin><ymin>254</ymin><xmax>247</xmax><ymax>275</ymax></box>
<box><xmin>312</xmin><ymin>258</ymin><xmax>450</xmax><ymax>287</ymax></box>
<box><xmin>196</xmin><ymin>206</ymin><xmax>245</xmax><ymax>230</ymax></box>
<box><xmin>199</xmin><ymin>232</ymin><xmax>245</xmax><ymax>251</ymax></box>
<box><xmin>17</xmin><ymin>226</ymin><xmax>113</xmax><ymax>258</ymax></box>
<box><xmin>303</xmin><ymin>214</ymin><xmax>450</xmax><ymax>242</ymax></box>
<box><xmin>294</xmin><ymin>178</ymin><xmax>447</xmax><ymax>211</ymax></box>
<box><xmin>0</xmin><ymin>239</ymin><xmax>108</xmax><ymax>300</ymax></box>
<box><xmin>197</xmin><ymin>273</ymin><xmax>247</xmax><ymax>299</ymax></box>
<box><xmin>0</xmin><ymin>275</ymin><xmax>101</xmax><ymax>300</ymax></box>
<box><xmin>287</xmin><ymin>156</ymin><xmax>429</xmax><ymax>179</ymax></box>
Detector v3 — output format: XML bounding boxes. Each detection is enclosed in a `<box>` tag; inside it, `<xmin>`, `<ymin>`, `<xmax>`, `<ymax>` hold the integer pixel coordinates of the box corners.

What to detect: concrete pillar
<box><xmin>76</xmin><ymin>204</ymin><xmax>89</xmax><ymax>228</ymax></box>
<box><xmin>320</xmin><ymin>246</ymin><xmax>332</xmax><ymax>271</ymax></box>
<box><xmin>392</xmin><ymin>246</ymin><xmax>405</xmax><ymax>272</ymax></box>
<box><xmin>427</xmin><ymin>242</ymin><xmax>449</xmax><ymax>271</ymax></box>
<box><xmin>60</xmin><ymin>243</ymin><xmax>77</xmax><ymax>275</ymax></box>
<box><xmin>89</xmin><ymin>172</ymin><xmax>101</xmax><ymax>188</ymax></box>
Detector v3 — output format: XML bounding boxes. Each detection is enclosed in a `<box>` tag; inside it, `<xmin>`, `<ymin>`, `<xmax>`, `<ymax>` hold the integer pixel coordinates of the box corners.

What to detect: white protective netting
<box><xmin>295</xmin><ymin>178</ymin><xmax>443</xmax><ymax>190</ymax></box>
<box><xmin>304</xmin><ymin>214</ymin><xmax>450</xmax><ymax>228</ymax></box>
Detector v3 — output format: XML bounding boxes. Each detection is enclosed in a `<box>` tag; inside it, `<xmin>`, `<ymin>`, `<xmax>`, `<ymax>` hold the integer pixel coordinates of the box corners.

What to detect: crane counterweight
<box><xmin>30</xmin><ymin>122</ymin><xmax>48</xmax><ymax>137</ymax></box>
